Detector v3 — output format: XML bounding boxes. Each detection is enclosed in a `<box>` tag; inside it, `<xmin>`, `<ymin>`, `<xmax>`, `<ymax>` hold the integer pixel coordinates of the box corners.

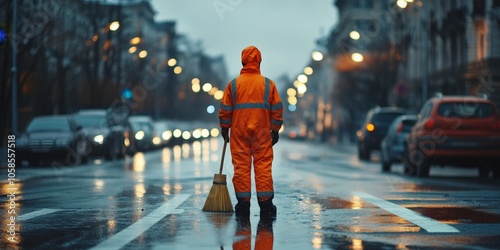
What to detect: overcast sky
<box><xmin>150</xmin><ymin>0</ymin><xmax>338</xmax><ymax>81</ymax></box>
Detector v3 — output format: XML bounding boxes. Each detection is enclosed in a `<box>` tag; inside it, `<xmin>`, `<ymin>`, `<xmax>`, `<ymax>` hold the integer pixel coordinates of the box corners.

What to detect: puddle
<box><xmin>394</xmin><ymin>183</ymin><xmax>468</xmax><ymax>192</ymax></box>
<box><xmin>312</xmin><ymin>197</ymin><xmax>376</xmax><ymax>210</ymax></box>
<box><xmin>408</xmin><ymin>206</ymin><xmax>500</xmax><ymax>224</ymax></box>
<box><xmin>334</xmin><ymin>224</ymin><xmax>421</xmax><ymax>233</ymax></box>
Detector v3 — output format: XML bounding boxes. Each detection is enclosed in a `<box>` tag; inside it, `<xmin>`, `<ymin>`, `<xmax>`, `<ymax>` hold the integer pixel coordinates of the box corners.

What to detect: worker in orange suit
<box><xmin>219</xmin><ymin>46</ymin><xmax>283</xmax><ymax>218</ymax></box>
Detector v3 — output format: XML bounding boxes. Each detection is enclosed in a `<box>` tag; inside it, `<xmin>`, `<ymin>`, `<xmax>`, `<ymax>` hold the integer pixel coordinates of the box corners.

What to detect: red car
<box><xmin>405</xmin><ymin>96</ymin><xmax>500</xmax><ymax>177</ymax></box>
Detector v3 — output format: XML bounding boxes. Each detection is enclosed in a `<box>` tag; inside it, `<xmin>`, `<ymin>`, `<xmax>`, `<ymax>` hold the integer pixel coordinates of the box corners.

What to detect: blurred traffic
<box><xmin>1</xmin><ymin>0</ymin><xmax>500</xmax><ymax>180</ymax></box>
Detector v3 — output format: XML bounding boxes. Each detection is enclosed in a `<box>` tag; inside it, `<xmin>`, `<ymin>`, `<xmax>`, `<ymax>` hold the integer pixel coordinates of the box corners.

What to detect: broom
<box><xmin>202</xmin><ymin>140</ymin><xmax>234</xmax><ymax>212</ymax></box>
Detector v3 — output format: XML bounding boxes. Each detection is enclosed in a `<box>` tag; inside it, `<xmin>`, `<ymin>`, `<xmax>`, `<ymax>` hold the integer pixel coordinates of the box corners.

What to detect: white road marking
<box><xmin>90</xmin><ymin>194</ymin><xmax>191</xmax><ymax>250</ymax></box>
<box><xmin>18</xmin><ymin>209</ymin><xmax>60</xmax><ymax>221</ymax></box>
<box><xmin>354</xmin><ymin>192</ymin><xmax>459</xmax><ymax>233</ymax></box>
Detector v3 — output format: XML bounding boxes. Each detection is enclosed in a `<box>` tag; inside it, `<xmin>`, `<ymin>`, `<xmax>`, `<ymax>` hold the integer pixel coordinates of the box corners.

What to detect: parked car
<box><xmin>17</xmin><ymin>115</ymin><xmax>90</xmax><ymax>166</ymax></box>
<box><xmin>380</xmin><ymin>115</ymin><xmax>417</xmax><ymax>172</ymax></box>
<box><xmin>128</xmin><ymin>115</ymin><xmax>155</xmax><ymax>151</ymax></box>
<box><xmin>285</xmin><ymin>125</ymin><xmax>307</xmax><ymax>140</ymax></box>
<box><xmin>357</xmin><ymin>107</ymin><xmax>408</xmax><ymax>161</ymax></box>
<box><xmin>152</xmin><ymin>121</ymin><xmax>173</xmax><ymax>148</ymax></box>
<box><xmin>73</xmin><ymin>109</ymin><xmax>129</xmax><ymax>160</ymax></box>
<box><xmin>405</xmin><ymin>96</ymin><xmax>500</xmax><ymax>177</ymax></box>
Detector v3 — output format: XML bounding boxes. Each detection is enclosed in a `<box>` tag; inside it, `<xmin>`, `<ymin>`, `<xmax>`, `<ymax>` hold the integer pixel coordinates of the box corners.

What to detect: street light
<box><xmin>351</xmin><ymin>52</ymin><xmax>364</xmax><ymax>62</ymax></box>
<box><xmin>304</xmin><ymin>67</ymin><xmax>313</xmax><ymax>75</ymax></box>
<box><xmin>202</xmin><ymin>83</ymin><xmax>212</xmax><ymax>92</ymax></box>
<box><xmin>167</xmin><ymin>58</ymin><xmax>177</xmax><ymax>67</ymax></box>
<box><xmin>349</xmin><ymin>31</ymin><xmax>361</xmax><ymax>40</ymax></box>
<box><xmin>397</xmin><ymin>0</ymin><xmax>408</xmax><ymax>9</ymax></box>
<box><xmin>138</xmin><ymin>50</ymin><xmax>148</xmax><ymax>58</ymax></box>
<box><xmin>109</xmin><ymin>21</ymin><xmax>120</xmax><ymax>31</ymax></box>
<box><xmin>130</xmin><ymin>37</ymin><xmax>141</xmax><ymax>45</ymax></box>
<box><xmin>297</xmin><ymin>74</ymin><xmax>308</xmax><ymax>84</ymax></box>
<box><xmin>312</xmin><ymin>51</ymin><xmax>324</xmax><ymax>61</ymax></box>
<box><xmin>128</xmin><ymin>46</ymin><xmax>137</xmax><ymax>54</ymax></box>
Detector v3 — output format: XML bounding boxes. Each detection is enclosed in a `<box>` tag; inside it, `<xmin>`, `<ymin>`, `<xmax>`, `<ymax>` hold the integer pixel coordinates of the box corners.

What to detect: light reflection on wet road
<box><xmin>1</xmin><ymin>138</ymin><xmax>500</xmax><ymax>249</ymax></box>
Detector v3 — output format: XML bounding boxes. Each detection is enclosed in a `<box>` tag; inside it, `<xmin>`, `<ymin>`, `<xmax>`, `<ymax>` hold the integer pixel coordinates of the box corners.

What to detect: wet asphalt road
<box><xmin>2</xmin><ymin>138</ymin><xmax>500</xmax><ymax>250</ymax></box>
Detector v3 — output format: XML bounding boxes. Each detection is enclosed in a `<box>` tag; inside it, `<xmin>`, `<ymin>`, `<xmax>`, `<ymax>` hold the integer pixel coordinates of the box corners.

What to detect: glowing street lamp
<box><xmin>350</xmin><ymin>31</ymin><xmax>360</xmax><ymax>40</ymax></box>
<box><xmin>214</xmin><ymin>90</ymin><xmax>224</xmax><ymax>100</ymax></box>
<box><xmin>174</xmin><ymin>66</ymin><xmax>182</xmax><ymax>74</ymax></box>
<box><xmin>192</xmin><ymin>83</ymin><xmax>201</xmax><ymax>93</ymax></box>
<box><xmin>312</xmin><ymin>51</ymin><xmax>323</xmax><ymax>61</ymax></box>
<box><xmin>167</xmin><ymin>58</ymin><xmax>177</xmax><ymax>66</ymax></box>
<box><xmin>297</xmin><ymin>74</ymin><xmax>308</xmax><ymax>84</ymax></box>
<box><xmin>130</xmin><ymin>37</ymin><xmax>141</xmax><ymax>45</ymax></box>
<box><xmin>128</xmin><ymin>46</ymin><xmax>137</xmax><ymax>54</ymax></box>
<box><xmin>397</xmin><ymin>0</ymin><xmax>408</xmax><ymax>9</ymax></box>
<box><xmin>351</xmin><ymin>52</ymin><xmax>364</xmax><ymax>62</ymax></box>
<box><xmin>138</xmin><ymin>50</ymin><xmax>148</xmax><ymax>58</ymax></box>
<box><xmin>304</xmin><ymin>67</ymin><xmax>313</xmax><ymax>75</ymax></box>
<box><xmin>109</xmin><ymin>21</ymin><xmax>120</xmax><ymax>31</ymax></box>
<box><xmin>202</xmin><ymin>83</ymin><xmax>212</xmax><ymax>92</ymax></box>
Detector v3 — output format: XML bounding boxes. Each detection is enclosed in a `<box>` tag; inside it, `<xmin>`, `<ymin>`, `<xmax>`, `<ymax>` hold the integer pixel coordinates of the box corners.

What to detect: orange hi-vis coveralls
<box><xmin>219</xmin><ymin>46</ymin><xmax>283</xmax><ymax>203</ymax></box>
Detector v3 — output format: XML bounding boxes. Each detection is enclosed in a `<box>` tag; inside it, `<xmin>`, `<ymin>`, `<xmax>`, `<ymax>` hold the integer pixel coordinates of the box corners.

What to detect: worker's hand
<box><xmin>221</xmin><ymin>128</ymin><xmax>229</xmax><ymax>143</ymax></box>
<box><xmin>271</xmin><ymin>131</ymin><xmax>279</xmax><ymax>146</ymax></box>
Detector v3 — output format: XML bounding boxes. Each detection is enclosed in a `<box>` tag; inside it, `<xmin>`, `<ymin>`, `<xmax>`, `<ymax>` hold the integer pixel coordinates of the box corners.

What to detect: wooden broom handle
<box><xmin>219</xmin><ymin>141</ymin><xmax>227</xmax><ymax>174</ymax></box>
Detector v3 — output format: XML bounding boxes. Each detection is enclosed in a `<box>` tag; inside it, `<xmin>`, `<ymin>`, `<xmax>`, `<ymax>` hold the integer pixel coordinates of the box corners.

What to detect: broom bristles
<box><xmin>203</xmin><ymin>174</ymin><xmax>234</xmax><ymax>212</ymax></box>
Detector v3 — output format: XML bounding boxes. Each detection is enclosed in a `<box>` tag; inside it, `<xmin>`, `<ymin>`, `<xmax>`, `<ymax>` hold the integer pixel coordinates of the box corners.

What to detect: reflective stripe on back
<box><xmin>232</xmin><ymin>76</ymin><xmax>272</xmax><ymax>111</ymax></box>
<box><xmin>231</xmin><ymin>78</ymin><xmax>237</xmax><ymax>104</ymax></box>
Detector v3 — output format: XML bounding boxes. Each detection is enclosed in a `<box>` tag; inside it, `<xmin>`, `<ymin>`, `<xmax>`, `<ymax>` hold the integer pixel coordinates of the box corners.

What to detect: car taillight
<box><xmin>424</xmin><ymin>119</ymin><xmax>436</xmax><ymax>130</ymax></box>
<box><xmin>493</xmin><ymin>121</ymin><xmax>500</xmax><ymax>131</ymax></box>
<box><xmin>396</xmin><ymin>123</ymin><xmax>403</xmax><ymax>133</ymax></box>
<box><xmin>366</xmin><ymin>123</ymin><xmax>375</xmax><ymax>132</ymax></box>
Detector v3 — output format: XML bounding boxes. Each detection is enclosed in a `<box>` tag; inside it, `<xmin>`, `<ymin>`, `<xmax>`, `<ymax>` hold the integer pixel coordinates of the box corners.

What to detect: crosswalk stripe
<box><xmin>354</xmin><ymin>192</ymin><xmax>459</xmax><ymax>233</ymax></box>
<box><xmin>18</xmin><ymin>209</ymin><xmax>60</xmax><ymax>221</ymax></box>
<box><xmin>90</xmin><ymin>194</ymin><xmax>191</xmax><ymax>250</ymax></box>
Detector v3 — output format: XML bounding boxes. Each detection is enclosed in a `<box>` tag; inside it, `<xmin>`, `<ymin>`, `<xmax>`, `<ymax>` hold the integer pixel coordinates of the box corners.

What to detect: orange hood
<box><xmin>240</xmin><ymin>46</ymin><xmax>262</xmax><ymax>74</ymax></box>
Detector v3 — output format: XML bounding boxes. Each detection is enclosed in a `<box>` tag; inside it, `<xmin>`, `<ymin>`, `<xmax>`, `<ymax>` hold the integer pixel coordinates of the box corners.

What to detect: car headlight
<box><xmin>135</xmin><ymin>130</ymin><xmax>145</xmax><ymax>140</ymax></box>
<box><xmin>162</xmin><ymin>130</ymin><xmax>172</xmax><ymax>141</ymax></box>
<box><xmin>55</xmin><ymin>137</ymin><xmax>71</xmax><ymax>146</ymax></box>
<box><xmin>93</xmin><ymin>134</ymin><xmax>104</xmax><ymax>144</ymax></box>
<box><xmin>152</xmin><ymin>137</ymin><xmax>161</xmax><ymax>145</ymax></box>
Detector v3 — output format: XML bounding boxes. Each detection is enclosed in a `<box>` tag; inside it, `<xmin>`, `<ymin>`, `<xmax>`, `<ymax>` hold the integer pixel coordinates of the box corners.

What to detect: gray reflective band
<box><xmin>264</xmin><ymin>77</ymin><xmax>270</xmax><ymax>106</ymax></box>
<box><xmin>257</xmin><ymin>191</ymin><xmax>274</xmax><ymax>198</ymax></box>
<box><xmin>220</xmin><ymin>118</ymin><xmax>232</xmax><ymax>124</ymax></box>
<box><xmin>220</xmin><ymin>103</ymin><xmax>233</xmax><ymax>111</ymax></box>
<box><xmin>271</xmin><ymin>102</ymin><xmax>283</xmax><ymax>110</ymax></box>
<box><xmin>231</xmin><ymin>79</ymin><xmax>237</xmax><ymax>104</ymax></box>
<box><xmin>236</xmin><ymin>192</ymin><xmax>251</xmax><ymax>199</ymax></box>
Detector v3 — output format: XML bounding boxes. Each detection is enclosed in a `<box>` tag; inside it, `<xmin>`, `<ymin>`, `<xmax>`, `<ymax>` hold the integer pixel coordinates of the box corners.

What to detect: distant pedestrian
<box><xmin>219</xmin><ymin>46</ymin><xmax>283</xmax><ymax>217</ymax></box>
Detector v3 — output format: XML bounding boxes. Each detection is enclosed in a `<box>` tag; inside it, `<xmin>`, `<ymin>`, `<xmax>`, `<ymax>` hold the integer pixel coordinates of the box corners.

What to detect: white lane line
<box><xmin>18</xmin><ymin>209</ymin><xmax>60</xmax><ymax>221</ymax></box>
<box><xmin>90</xmin><ymin>194</ymin><xmax>191</xmax><ymax>250</ymax></box>
<box><xmin>354</xmin><ymin>192</ymin><xmax>459</xmax><ymax>233</ymax></box>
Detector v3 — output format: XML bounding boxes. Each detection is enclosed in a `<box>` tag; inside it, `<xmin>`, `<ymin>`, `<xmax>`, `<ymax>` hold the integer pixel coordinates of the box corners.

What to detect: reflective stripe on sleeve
<box><xmin>271</xmin><ymin>119</ymin><xmax>283</xmax><ymax>126</ymax></box>
<box><xmin>270</xmin><ymin>102</ymin><xmax>283</xmax><ymax>111</ymax></box>
<box><xmin>220</xmin><ymin>103</ymin><xmax>234</xmax><ymax>111</ymax></box>
<box><xmin>220</xmin><ymin>118</ymin><xmax>232</xmax><ymax>125</ymax></box>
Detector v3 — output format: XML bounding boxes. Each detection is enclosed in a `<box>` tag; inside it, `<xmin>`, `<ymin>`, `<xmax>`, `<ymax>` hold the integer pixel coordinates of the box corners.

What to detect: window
<box><xmin>437</xmin><ymin>102</ymin><xmax>494</xmax><ymax>118</ymax></box>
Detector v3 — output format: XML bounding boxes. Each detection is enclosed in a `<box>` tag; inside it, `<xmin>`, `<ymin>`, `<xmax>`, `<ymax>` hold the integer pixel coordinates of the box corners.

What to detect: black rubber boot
<box><xmin>258</xmin><ymin>200</ymin><xmax>277</xmax><ymax>218</ymax></box>
<box><xmin>235</xmin><ymin>201</ymin><xmax>250</xmax><ymax>217</ymax></box>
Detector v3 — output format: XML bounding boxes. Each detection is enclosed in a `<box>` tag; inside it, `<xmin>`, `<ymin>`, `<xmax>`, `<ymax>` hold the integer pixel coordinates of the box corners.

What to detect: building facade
<box><xmin>393</xmin><ymin>0</ymin><xmax>500</xmax><ymax>110</ymax></box>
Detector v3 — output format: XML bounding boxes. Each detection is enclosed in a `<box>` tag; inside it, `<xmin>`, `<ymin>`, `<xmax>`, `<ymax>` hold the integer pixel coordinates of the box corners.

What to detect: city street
<box><xmin>2</xmin><ymin>138</ymin><xmax>500</xmax><ymax>250</ymax></box>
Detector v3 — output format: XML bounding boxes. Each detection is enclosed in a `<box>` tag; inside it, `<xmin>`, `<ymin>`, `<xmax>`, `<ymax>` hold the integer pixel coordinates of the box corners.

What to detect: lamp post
<box><xmin>11</xmin><ymin>0</ymin><xmax>18</xmax><ymax>134</ymax></box>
